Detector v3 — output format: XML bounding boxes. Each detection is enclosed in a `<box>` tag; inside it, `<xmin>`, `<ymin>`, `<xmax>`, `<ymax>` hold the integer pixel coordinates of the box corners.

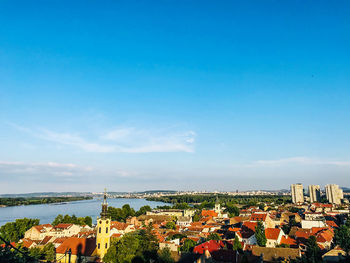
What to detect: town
<box><xmin>0</xmin><ymin>184</ymin><xmax>349</xmax><ymax>263</ymax></box>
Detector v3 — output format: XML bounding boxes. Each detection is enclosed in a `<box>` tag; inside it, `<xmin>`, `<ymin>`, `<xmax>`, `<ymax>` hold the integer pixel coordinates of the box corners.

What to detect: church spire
<box><xmin>100</xmin><ymin>188</ymin><xmax>108</xmax><ymax>219</ymax></box>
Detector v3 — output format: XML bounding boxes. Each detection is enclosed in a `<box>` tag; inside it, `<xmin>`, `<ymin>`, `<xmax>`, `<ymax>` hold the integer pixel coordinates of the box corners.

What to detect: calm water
<box><xmin>0</xmin><ymin>198</ymin><xmax>170</xmax><ymax>226</ymax></box>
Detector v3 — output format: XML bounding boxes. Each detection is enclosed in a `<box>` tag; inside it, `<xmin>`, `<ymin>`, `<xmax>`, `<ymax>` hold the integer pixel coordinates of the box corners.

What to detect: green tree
<box><xmin>42</xmin><ymin>243</ymin><xmax>56</xmax><ymax>262</ymax></box>
<box><xmin>173</xmin><ymin>202</ymin><xmax>190</xmax><ymax>210</ymax></box>
<box><xmin>255</xmin><ymin>221</ymin><xmax>266</xmax><ymax>247</ymax></box>
<box><xmin>135</xmin><ymin>205</ymin><xmax>152</xmax><ymax>216</ymax></box>
<box><xmin>0</xmin><ymin>246</ymin><xmax>27</xmax><ymax>263</ymax></box>
<box><xmin>181</xmin><ymin>238</ymin><xmax>196</xmax><ymax>252</ymax></box>
<box><xmin>335</xmin><ymin>224</ymin><xmax>350</xmax><ymax>256</ymax></box>
<box><xmin>84</xmin><ymin>216</ymin><xmax>92</xmax><ymax>227</ymax></box>
<box><xmin>122</xmin><ymin>204</ymin><xmax>136</xmax><ymax>218</ymax></box>
<box><xmin>28</xmin><ymin>247</ymin><xmax>43</xmax><ymax>260</ymax></box>
<box><xmin>0</xmin><ymin>218</ymin><xmax>39</xmax><ymax>243</ymax></box>
<box><xmin>225</xmin><ymin>203</ymin><xmax>240</xmax><ymax>217</ymax></box>
<box><xmin>207</xmin><ymin>233</ymin><xmax>222</xmax><ymax>241</ymax></box>
<box><xmin>232</xmin><ymin>236</ymin><xmax>242</xmax><ymax>250</ymax></box>
<box><xmin>167</xmin><ymin>233</ymin><xmax>186</xmax><ymax>241</ymax></box>
<box><xmin>103</xmin><ymin>229</ymin><xmax>159</xmax><ymax>263</ymax></box>
<box><xmin>301</xmin><ymin>236</ymin><xmax>322</xmax><ymax>263</ymax></box>
<box><xmin>52</xmin><ymin>214</ymin><xmax>92</xmax><ymax>226</ymax></box>
<box><xmin>52</xmin><ymin>214</ymin><xmax>63</xmax><ymax>226</ymax></box>
<box><xmin>165</xmin><ymin>221</ymin><xmax>176</xmax><ymax>230</ymax></box>
<box><xmin>158</xmin><ymin>247</ymin><xmax>174</xmax><ymax>263</ymax></box>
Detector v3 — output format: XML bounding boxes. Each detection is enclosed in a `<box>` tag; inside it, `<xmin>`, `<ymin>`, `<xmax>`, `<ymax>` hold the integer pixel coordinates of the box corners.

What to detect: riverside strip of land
<box><xmin>0</xmin><ymin>196</ymin><xmax>92</xmax><ymax>207</ymax></box>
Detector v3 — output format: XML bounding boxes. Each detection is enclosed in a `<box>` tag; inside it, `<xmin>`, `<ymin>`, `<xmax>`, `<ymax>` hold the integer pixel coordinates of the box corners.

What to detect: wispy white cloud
<box><xmin>12</xmin><ymin>124</ymin><xmax>196</xmax><ymax>153</ymax></box>
<box><xmin>0</xmin><ymin>161</ymin><xmax>93</xmax><ymax>178</ymax></box>
<box><xmin>252</xmin><ymin>157</ymin><xmax>350</xmax><ymax>167</ymax></box>
<box><xmin>39</xmin><ymin>129</ymin><xmax>116</xmax><ymax>153</ymax></box>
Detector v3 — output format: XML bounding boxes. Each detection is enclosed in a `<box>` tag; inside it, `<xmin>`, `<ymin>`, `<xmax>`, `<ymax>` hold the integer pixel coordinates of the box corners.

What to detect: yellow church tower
<box><xmin>96</xmin><ymin>189</ymin><xmax>111</xmax><ymax>260</ymax></box>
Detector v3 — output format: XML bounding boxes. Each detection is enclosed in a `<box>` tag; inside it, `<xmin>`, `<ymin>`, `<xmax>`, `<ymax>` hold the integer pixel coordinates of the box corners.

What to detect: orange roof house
<box><xmin>56</xmin><ymin>237</ymin><xmax>96</xmax><ymax>263</ymax></box>
<box><xmin>201</xmin><ymin>210</ymin><xmax>218</xmax><ymax>217</ymax></box>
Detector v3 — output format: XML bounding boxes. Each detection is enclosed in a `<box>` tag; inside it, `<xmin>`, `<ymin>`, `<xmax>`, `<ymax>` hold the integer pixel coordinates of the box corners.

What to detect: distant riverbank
<box><xmin>0</xmin><ymin>196</ymin><xmax>93</xmax><ymax>207</ymax></box>
<box><xmin>0</xmin><ymin>198</ymin><xmax>170</xmax><ymax>226</ymax></box>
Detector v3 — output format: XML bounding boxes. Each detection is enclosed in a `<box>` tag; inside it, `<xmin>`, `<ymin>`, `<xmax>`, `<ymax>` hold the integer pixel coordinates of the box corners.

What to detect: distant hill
<box><xmin>341</xmin><ymin>187</ymin><xmax>350</xmax><ymax>193</ymax></box>
<box><xmin>0</xmin><ymin>192</ymin><xmax>93</xmax><ymax>198</ymax></box>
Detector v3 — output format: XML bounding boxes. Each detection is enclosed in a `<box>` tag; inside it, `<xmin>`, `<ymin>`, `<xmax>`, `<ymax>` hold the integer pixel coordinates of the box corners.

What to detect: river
<box><xmin>0</xmin><ymin>198</ymin><xmax>170</xmax><ymax>226</ymax></box>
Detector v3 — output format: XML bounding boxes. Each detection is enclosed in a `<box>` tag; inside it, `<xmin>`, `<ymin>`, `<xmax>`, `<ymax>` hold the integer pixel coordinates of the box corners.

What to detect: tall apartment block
<box><xmin>308</xmin><ymin>185</ymin><xmax>321</xmax><ymax>203</ymax></box>
<box><xmin>291</xmin><ymin>183</ymin><xmax>304</xmax><ymax>204</ymax></box>
<box><xmin>325</xmin><ymin>184</ymin><xmax>343</xmax><ymax>205</ymax></box>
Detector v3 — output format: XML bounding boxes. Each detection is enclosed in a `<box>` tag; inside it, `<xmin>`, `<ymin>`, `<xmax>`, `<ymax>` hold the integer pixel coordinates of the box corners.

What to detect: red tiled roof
<box><xmin>265</xmin><ymin>228</ymin><xmax>281</xmax><ymax>240</ymax></box>
<box><xmin>55</xmin><ymin>223</ymin><xmax>73</xmax><ymax>229</ymax></box>
<box><xmin>21</xmin><ymin>239</ymin><xmax>37</xmax><ymax>248</ymax></box>
<box><xmin>40</xmin><ymin>236</ymin><xmax>53</xmax><ymax>245</ymax></box>
<box><xmin>316</xmin><ymin>230</ymin><xmax>333</xmax><ymax>243</ymax></box>
<box><xmin>295</xmin><ymin>229</ymin><xmax>312</xmax><ymax>240</ymax></box>
<box><xmin>193</xmin><ymin>240</ymin><xmax>225</xmax><ymax>254</ymax></box>
<box><xmin>242</xmin><ymin>222</ymin><xmax>257</xmax><ymax>232</ymax></box>
<box><xmin>56</xmin><ymin>237</ymin><xmax>96</xmax><ymax>256</ymax></box>
<box><xmin>228</xmin><ymin>227</ymin><xmax>240</xmax><ymax>232</ymax></box>
<box><xmin>236</xmin><ymin>230</ymin><xmax>255</xmax><ymax>239</ymax></box>
<box><xmin>249</xmin><ymin>213</ymin><xmax>267</xmax><ymax>222</ymax></box>
<box><xmin>33</xmin><ymin>224</ymin><xmax>52</xmax><ymax>233</ymax></box>
<box><xmin>53</xmin><ymin>237</ymin><xmax>68</xmax><ymax>244</ymax></box>
<box><xmin>201</xmin><ymin>210</ymin><xmax>218</xmax><ymax>217</ymax></box>
<box><xmin>110</xmin><ymin>221</ymin><xmax>129</xmax><ymax>230</ymax></box>
<box><xmin>311</xmin><ymin>227</ymin><xmax>328</xmax><ymax>236</ymax></box>
<box><xmin>326</xmin><ymin>221</ymin><xmax>338</xmax><ymax>228</ymax></box>
<box><xmin>280</xmin><ymin>236</ymin><xmax>297</xmax><ymax>246</ymax></box>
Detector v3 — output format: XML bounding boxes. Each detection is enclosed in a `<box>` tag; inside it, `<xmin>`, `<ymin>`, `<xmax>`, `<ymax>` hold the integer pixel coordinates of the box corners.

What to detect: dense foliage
<box><xmin>0</xmin><ymin>218</ymin><xmax>39</xmax><ymax>243</ymax></box>
<box><xmin>0</xmin><ymin>246</ymin><xmax>33</xmax><ymax>263</ymax></box>
<box><xmin>52</xmin><ymin>214</ymin><xmax>92</xmax><ymax>227</ymax></box>
<box><xmin>107</xmin><ymin>205</ymin><xmax>152</xmax><ymax>222</ymax></box>
<box><xmin>165</xmin><ymin>221</ymin><xmax>176</xmax><ymax>230</ymax></box>
<box><xmin>224</xmin><ymin>202</ymin><xmax>240</xmax><ymax>217</ymax></box>
<box><xmin>158</xmin><ymin>247</ymin><xmax>174</xmax><ymax>263</ymax></box>
<box><xmin>181</xmin><ymin>238</ymin><xmax>197</xmax><ymax>252</ymax></box>
<box><xmin>0</xmin><ymin>196</ymin><xmax>92</xmax><ymax>207</ymax></box>
<box><xmin>255</xmin><ymin>221</ymin><xmax>267</xmax><ymax>247</ymax></box>
<box><xmin>103</xmin><ymin>227</ymin><xmax>169</xmax><ymax>263</ymax></box>
<box><xmin>207</xmin><ymin>233</ymin><xmax>222</xmax><ymax>241</ymax></box>
<box><xmin>147</xmin><ymin>194</ymin><xmax>291</xmax><ymax>207</ymax></box>
<box><xmin>27</xmin><ymin>243</ymin><xmax>56</xmax><ymax>262</ymax></box>
<box><xmin>301</xmin><ymin>236</ymin><xmax>322</xmax><ymax>263</ymax></box>
<box><xmin>0</xmin><ymin>243</ymin><xmax>55</xmax><ymax>263</ymax></box>
<box><xmin>334</xmin><ymin>220</ymin><xmax>350</xmax><ymax>255</ymax></box>
<box><xmin>232</xmin><ymin>236</ymin><xmax>242</xmax><ymax>250</ymax></box>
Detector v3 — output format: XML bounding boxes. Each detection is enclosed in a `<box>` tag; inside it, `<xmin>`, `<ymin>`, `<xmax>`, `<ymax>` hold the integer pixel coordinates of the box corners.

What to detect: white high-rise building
<box><xmin>308</xmin><ymin>185</ymin><xmax>321</xmax><ymax>203</ymax></box>
<box><xmin>291</xmin><ymin>184</ymin><xmax>304</xmax><ymax>204</ymax></box>
<box><xmin>325</xmin><ymin>184</ymin><xmax>343</xmax><ymax>205</ymax></box>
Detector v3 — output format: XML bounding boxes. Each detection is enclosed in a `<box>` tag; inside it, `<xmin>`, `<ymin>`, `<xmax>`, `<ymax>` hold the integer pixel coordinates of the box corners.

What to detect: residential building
<box><xmin>325</xmin><ymin>184</ymin><xmax>343</xmax><ymax>205</ymax></box>
<box><xmin>24</xmin><ymin>224</ymin><xmax>53</xmax><ymax>240</ymax></box>
<box><xmin>291</xmin><ymin>184</ymin><xmax>304</xmax><ymax>204</ymax></box>
<box><xmin>309</xmin><ymin>185</ymin><xmax>321</xmax><ymax>203</ymax></box>
<box><xmin>56</xmin><ymin>237</ymin><xmax>96</xmax><ymax>263</ymax></box>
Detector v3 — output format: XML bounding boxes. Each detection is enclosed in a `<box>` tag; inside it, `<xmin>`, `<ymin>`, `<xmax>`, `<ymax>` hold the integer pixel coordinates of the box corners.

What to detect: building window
<box><xmin>99</xmin><ymin>227</ymin><xmax>101</xmax><ymax>233</ymax></box>
<box><xmin>105</xmin><ymin>243</ymin><xmax>108</xmax><ymax>249</ymax></box>
<box><xmin>106</xmin><ymin>227</ymin><xmax>108</xmax><ymax>233</ymax></box>
<box><xmin>98</xmin><ymin>243</ymin><xmax>100</xmax><ymax>249</ymax></box>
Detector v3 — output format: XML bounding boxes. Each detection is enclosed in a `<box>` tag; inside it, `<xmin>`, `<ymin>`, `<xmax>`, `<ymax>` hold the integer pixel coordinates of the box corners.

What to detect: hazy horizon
<box><xmin>1</xmin><ymin>1</ymin><xmax>350</xmax><ymax>193</ymax></box>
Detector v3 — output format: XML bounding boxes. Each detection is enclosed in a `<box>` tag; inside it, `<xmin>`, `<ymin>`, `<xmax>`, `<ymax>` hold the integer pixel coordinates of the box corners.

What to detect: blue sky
<box><xmin>0</xmin><ymin>0</ymin><xmax>349</xmax><ymax>193</ymax></box>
